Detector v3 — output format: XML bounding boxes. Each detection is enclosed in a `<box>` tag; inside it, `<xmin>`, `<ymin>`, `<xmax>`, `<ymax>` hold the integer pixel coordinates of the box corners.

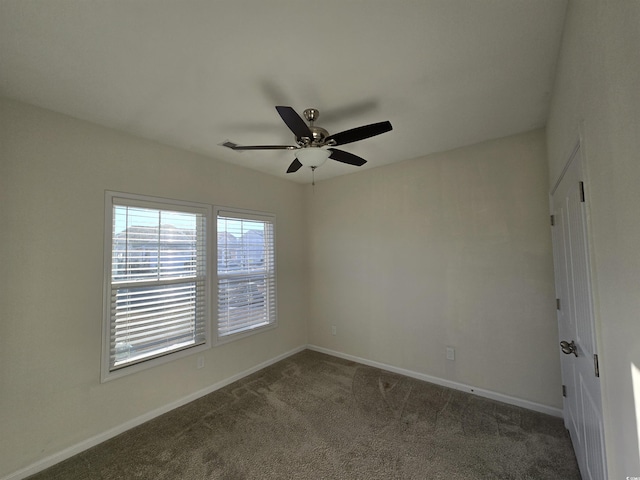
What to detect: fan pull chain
<box><xmin>311</xmin><ymin>166</ymin><xmax>316</xmax><ymax>186</ymax></box>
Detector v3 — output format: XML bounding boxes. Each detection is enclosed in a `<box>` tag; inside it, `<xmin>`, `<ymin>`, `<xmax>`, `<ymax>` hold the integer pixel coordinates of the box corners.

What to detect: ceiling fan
<box><xmin>221</xmin><ymin>106</ymin><xmax>392</xmax><ymax>174</ymax></box>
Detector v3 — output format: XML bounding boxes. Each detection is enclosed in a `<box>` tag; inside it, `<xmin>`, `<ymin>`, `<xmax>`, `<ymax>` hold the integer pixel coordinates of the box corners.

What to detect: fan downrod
<box><xmin>302</xmin><ymin>108</ymin><xmax>329</xmax><ymax>144</ymax></box>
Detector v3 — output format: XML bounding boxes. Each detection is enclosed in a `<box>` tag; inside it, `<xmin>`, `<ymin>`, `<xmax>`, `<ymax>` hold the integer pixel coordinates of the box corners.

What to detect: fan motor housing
<box><xmin>309</xmin><ymin>126</ymin><xmax>329</xmax><ymax>144</ymax></box>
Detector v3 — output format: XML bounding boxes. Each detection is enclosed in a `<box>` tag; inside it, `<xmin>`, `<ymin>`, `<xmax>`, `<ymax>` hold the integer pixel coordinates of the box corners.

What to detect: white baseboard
<box><xmin>5</xmin><ymin>343</ymin><xmax>562</xmax><ymax>480</ymax></box>
<box><xmin>307</xmin><ymin>345</ymin><xmax>563</xmax><ymax>418</ymax></box>
<box><xmin>3</xmin><ymin>345</ymin><xmax>306</xmax><ymax>480</ymax></box>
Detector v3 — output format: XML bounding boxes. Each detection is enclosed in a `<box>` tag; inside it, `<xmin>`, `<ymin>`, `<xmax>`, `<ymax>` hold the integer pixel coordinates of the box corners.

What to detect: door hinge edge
<box><xmin>579</xmin><ymin>181</ymin><xmax>586</xmax><ymax>203</ymax></box>
<box><xmin>550</xmin><ymin>214</ymin><xmax>555</xmax><ymax>226</ymax></box>
<box><xmin>562</xmin><ymin>385</ymin><xmax>567</xmax><ymax>397</ymax></box>
<box><xmin>594</xmin><ymin>354</ymin><xmax>600</xmax><ymax>378</ymax></box>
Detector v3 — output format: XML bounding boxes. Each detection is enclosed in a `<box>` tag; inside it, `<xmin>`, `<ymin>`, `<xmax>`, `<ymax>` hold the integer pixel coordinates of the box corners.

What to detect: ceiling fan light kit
<box><xmin>295</xmin><ymin>147</ymin><xmax>330</xmax><ymax>168</ymax></box>
<box><xmin>221</xmin><ymin>106</ymin><xmax>392</xmax><ymax>177</ymax></box>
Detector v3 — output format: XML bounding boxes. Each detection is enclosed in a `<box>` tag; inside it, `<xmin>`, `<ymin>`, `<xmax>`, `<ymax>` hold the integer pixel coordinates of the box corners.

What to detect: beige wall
<box><xmin>0</xmin><ymin>98</ymin><xmax>308</xmax><ymax>477</ymax></box>
<box><xmin>307</xmin><ymin>129</ymin><xmax>561</xmax><ymax>408</ymax></box>
<box><xmin>546</xmin><ymin>0</ymin><xmax>640</xmax><ymax>476</ymax></box>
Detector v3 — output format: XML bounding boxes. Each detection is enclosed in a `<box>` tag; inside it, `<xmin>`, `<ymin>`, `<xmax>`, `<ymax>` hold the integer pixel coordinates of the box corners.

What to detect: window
<box><xmin>102</xmin><ymin>192</ymin><xmax>211</xmax><ymax>381</ymax></box>
<box><xmin>216</xmin><ymin>207</ymin><xmax>276</xmax><ymax>342</ymax></box>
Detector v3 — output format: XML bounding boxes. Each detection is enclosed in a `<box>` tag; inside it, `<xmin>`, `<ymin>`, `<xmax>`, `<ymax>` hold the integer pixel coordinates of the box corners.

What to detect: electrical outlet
<box><xmin>197</xmin><ymin>355</ymin><xmax>205</xmax><ymax>369</ymax></box>
<box><xmin>446</xmin><ymin>347</ymin><xmax>455</xmax><ymax>361</ymax></box>
<box><xmin>331</xmin><ymin>325</ymin><xmax>337</xmax><ymax>336</ymax></box>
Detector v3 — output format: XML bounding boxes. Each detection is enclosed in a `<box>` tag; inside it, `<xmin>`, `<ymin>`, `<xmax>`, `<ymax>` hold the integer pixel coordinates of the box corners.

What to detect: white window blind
<box><xmin>216</xmin><ymin>208</ymin><xmax>276</xmax><ymax>340</ymax></box>
<box><xmin>104</xmin><ymin>193</ymin><xmax>210</xmax><ymax>378</ymax></box>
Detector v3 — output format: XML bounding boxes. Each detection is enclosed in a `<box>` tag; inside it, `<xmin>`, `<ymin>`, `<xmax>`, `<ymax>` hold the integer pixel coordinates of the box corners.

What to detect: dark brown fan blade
<box><xmin>221</xmin><ymin>141</ymin><xmax>296</xmax><ymax>151</ymax></box>
<box><xmin>275</xmin><ymin>106</ymin><xmax>314</xmax><ymax>140</ymax></box>
<box><xmin>325</xmin><ymin>121</ymin><xmax>392</xmax><ymax>146</ymax></box>
<box><xmin>328</xmin><ymin>148</ymin><xmax>367</xmax><ymax>167</ymax></box>
<box><xmin>286</xmin><ymin>159</ymin><xmax>303</xmax><ymax>173</ymax></box>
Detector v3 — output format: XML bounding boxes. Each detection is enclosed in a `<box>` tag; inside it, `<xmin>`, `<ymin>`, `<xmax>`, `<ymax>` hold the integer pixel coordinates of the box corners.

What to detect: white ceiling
<box><xmin>0</xmin><ymin>0</ymin><xmax>567</xmax><ymax>184</ymax></box>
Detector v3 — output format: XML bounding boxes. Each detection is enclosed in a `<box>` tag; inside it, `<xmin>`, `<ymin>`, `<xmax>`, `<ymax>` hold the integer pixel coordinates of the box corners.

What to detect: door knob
<box><xmin>560</xmin><ymin>340</ymin><xmax>578</xmax><ymax>357</ymax></box>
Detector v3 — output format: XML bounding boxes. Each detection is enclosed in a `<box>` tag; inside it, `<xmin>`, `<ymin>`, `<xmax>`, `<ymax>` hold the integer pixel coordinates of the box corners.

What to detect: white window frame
<box><xmin>215</xmin><ymin>206</ymin><xmax>277</xmax><ymax>345</ymax></box>
<box><xmin>101</xmin><ymin>191</ymin><xmax>212</xmax><ymax>382</ymax></box>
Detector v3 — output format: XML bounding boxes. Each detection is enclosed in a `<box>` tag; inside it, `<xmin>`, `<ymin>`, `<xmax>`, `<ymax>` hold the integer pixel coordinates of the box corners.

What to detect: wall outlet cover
<box><xmin>446</xmin><ymin>347</ymin><xmax>455</xmax><ymax>361</ymax></box>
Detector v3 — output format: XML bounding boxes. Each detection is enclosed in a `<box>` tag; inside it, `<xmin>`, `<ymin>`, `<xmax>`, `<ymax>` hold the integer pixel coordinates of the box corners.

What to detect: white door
<box><xmin>550</xmin><ymin>144</ymin><xmax>607</xmax><ymax>480</ymax></box>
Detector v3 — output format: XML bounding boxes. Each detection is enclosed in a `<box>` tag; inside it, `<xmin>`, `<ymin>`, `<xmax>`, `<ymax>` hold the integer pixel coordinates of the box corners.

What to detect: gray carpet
<box><xmin>28</xmin><ymin>350</ymin><xmax>580</xmax><ymax>479</ymax></box>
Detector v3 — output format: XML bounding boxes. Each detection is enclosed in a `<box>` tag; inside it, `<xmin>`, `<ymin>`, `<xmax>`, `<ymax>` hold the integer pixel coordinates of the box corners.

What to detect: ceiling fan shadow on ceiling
<box><xmin>220</xmin><ymin>106</ymin><xmax>392</xmax><ymax>179</ymax></box>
